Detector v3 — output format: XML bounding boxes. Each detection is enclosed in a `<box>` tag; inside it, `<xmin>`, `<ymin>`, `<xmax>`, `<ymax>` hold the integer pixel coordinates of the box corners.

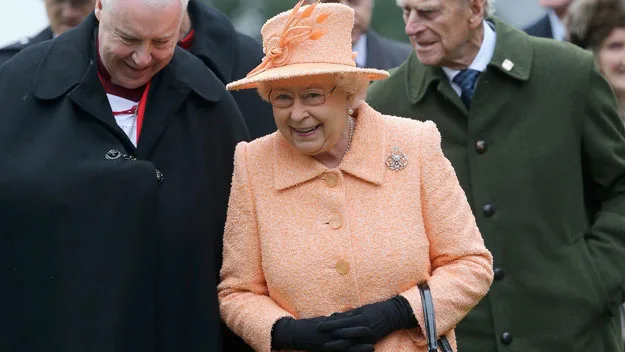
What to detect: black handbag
<box><xmin>418</xmin><ymin>283</ymin><xmax>454</xmax><ymax>352</ymax></box>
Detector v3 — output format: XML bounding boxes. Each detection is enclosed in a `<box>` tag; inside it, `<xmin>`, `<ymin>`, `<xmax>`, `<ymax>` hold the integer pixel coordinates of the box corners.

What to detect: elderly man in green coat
<box><xmin>368</xmin><ymin>0</ymin><xmax>625</xmax><ymax>351</ymax></box>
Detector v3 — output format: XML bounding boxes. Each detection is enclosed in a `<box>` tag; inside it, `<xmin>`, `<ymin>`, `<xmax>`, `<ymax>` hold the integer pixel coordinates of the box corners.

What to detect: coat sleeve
<box><xmin>218</xmin><ymin>142</ymin><xmax>293</xmax><ymax>352</ymax></box>
<box><xmin>399</xmin><ymin>121</ymin><xmax>494</xmax><ymax>342</ymax></box>
<box><xmin>580</xmin><ymin>61</ymin><xmax>625</xmax><ymax>308</ymax></box>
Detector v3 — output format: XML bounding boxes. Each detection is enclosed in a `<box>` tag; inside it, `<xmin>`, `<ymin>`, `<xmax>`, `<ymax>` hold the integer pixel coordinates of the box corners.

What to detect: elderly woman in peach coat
<box><xmin>218</xmin><ymin>1</ymin><xmax>494</xmax><ymax>352</ymax></box>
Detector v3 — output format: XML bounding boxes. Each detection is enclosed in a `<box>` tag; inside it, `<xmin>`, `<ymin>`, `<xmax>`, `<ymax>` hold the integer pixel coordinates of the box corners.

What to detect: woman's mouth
<box><xmin>293</xmin><ymin>125</ymin><xmax>320</xmax><ymax>137</ymax></box>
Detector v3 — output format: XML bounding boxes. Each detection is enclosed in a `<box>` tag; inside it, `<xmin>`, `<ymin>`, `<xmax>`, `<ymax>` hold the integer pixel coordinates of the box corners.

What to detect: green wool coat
<box><xmin>368</xmin><ymin>18</ymin><xmax>625</xmax><ymax>352</ymax></box>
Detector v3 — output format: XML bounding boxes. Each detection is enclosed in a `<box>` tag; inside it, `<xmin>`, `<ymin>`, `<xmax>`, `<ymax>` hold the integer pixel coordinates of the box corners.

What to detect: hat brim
<box><xmin>226</xmin><ymin>63</ymin><xmax>389</xmax><ymax>91</ymax></box>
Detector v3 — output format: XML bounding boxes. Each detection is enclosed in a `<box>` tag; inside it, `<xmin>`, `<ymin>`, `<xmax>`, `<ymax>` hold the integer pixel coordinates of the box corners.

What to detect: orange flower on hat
<box><xmin>246</xmin><ymin>0</ymin><xmax>329</xmax><ymax>78</ymax></box>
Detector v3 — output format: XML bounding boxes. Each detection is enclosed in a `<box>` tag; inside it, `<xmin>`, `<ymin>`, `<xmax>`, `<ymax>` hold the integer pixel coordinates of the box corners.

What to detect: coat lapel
<box><xmin>135</xmin><ymin>67</ymin><xmax>190</xmax><ymax>158</ymax></box>
<box><xmin>405</xmin><ymin>54</ymin><xmax>467</xmax><ymax>115</ymax></box>
<box><xmin>32</xmin><ymin>13</ymin><xmax>136</xmax><ymax>151</ymax></box>
<box><xmin>135</xmin><ymin>47</ymin><xmax>224</xmax><ymax>159</ymax></box>
<box><xmin>471</xmin><ymin>18</ymin><xmax>532</xmax><ymax>122</ymax></box>
<box><xmin>68</xmin><ymin>62</ymin><xmax>137</xmax><ymax>152</ymax></box>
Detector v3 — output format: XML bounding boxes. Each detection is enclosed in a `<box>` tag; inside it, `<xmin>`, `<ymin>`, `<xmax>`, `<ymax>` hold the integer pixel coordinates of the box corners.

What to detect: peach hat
<box><xmin>226</xmin><ymin>0</ymin><xmax>389</xmax><ymax>91</ymax></box>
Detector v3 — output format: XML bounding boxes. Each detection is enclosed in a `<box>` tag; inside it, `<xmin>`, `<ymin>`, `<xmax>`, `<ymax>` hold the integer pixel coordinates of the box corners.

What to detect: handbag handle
<box><xmin>418</xmin><ymin>283</ymin><xmax>454</xmax><ymax>352</ymax></box>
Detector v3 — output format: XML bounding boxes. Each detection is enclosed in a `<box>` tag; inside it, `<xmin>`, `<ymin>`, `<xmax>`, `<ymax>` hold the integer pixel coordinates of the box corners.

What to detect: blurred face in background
<box><xmin>95</xmin><ymin>0</ymin><xmax>183</xmax><ymax>89</ymax></box>
<box><xmin>44</xmin><ymin>0</ymin><xmax>96</xmax><ymax>37</ymax></box>
<box><xmin>596</xmin><ymin>28</ymin><xmax>625</xmax><ymax>99</ymax></box>
<box><xmin>320</xmin><ymin>0</ymin><xmax>373</xmax><ymax>44</ymax></box>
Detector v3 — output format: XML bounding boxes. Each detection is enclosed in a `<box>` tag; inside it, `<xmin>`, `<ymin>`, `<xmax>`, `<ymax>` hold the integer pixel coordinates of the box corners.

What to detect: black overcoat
<box><xmin>186</xmin><ymin>0</ymin><xmax>276</xmax><ymax>140</ymax></box>
<box><xmin>0</xmin><ymin>13</ymin><xmax>249</xmax><ymax>352</ymax></box>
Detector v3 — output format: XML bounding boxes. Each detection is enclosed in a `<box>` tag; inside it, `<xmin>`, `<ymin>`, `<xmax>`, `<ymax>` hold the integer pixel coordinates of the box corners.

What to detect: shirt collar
<box><xmin>352</xmin><ymin>33</ymin><xmax>368</xmax><ymax>68</ymax></box>
<box><xmin>442</xmin><ymin>21</ymin><xmax>497</xmax><ymax>81</ymax></box>
<box><xmin>273</xmin><ymin>102</ymin><xmax>386</xmax><ymax>191</ymax></box>
<box><xmin>548</xmin><ymin>10</ymin><xmax>566</xmax><ymax>41</ymax></box>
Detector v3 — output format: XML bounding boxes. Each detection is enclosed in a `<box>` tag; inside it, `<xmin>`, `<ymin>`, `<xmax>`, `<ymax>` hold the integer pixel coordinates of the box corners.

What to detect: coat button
<box><xmin>335</xmin><ymin>260</ymin><xmax>350</xmax><ymax>275</ymax></box>
<box><xmin>329</xmin><ymin>215</ymin><xmax>342</xmax><ymax>229</ymax></box>
<box><xmin>501</xmin><ymin>332</ymin><xmax>513</xmax><ymax>345</ymax></box>
<box><xmin>155</xmin><ymin>169</ymin><xmax>164</xmax><ymax>185</ymax></box>
<box><xmin>494</xmin><ymin>267</ymin><xmax>505</xmax><ymax>281</ymax></box>
<box><xmin>105</xmin><ymin>149</ymin><xmax>121</xmax><ymax>160</ymax></box>
<box><xmin>475</xmin><ymin>140</ymin><xmax>488</xmax><ymax>154</ymax></box>
<box><xmin>483</xmin><ymin>204</ymin><xmax>495</xmax><ymax>217</ymax></box>
<box><xmin>324</xmin><ymin>173</ymin><xmax>338</xmax><ymax>188</ymax></box>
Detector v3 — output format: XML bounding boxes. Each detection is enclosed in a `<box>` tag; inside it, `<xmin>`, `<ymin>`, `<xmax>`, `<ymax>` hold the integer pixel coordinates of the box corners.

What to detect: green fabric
<box><xmin>368</xmin><ymin>18</ymin><xmax>625</xmax><ymax>352</ymax></box>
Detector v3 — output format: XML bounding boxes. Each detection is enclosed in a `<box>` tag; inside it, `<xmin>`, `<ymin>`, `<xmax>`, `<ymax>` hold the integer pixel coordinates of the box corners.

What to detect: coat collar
<box><xmin>407</xmin><ymin>17</ymin><xmax>533</xmax><ymax>104</ymax></box>
<box><xmin>273</xmin><ymin>102</ymin><xmax>386</xmax><ymax>191</ymax></box>
<box><xmin>33</xmin><ymin>12</ymin><xmax>222</xmax><ymax>103</ymax></box>
<box><xmin>186</xmin><ymin>0</ymin><xmax>237</xmax><ymax>83</ymax></box>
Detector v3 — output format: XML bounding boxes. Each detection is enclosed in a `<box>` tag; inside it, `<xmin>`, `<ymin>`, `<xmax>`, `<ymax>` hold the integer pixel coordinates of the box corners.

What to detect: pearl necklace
<box><xmin>344</xmin><ymin>114</ymin><xmax>356</xmax><ymax>154</ymax></box>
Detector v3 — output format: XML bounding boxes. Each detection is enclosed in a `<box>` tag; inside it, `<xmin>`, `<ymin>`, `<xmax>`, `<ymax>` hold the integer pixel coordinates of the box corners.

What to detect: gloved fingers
<box><xmin>318</xmin><ymin>315</ymin><xmax>366</xmax><ymax>332</ymax></box>
<box><xmin>331</xmin><ymin>326</ymin><xmax>373</xmax><ymax>340</ymax></box>
<box><xmin>347</xmin><ymin>344</ymin><xmax>375</xmax><ymax>352</ymax></box>
<box><xmin>323</xmin><ymin>338</ymin><xmax>353</xmax><ymax>351</ymax></box>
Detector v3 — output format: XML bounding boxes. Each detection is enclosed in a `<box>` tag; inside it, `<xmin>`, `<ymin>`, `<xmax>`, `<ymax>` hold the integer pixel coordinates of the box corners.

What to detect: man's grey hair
<box><xmin>101</xmin><ymin>0</ymin><xmax>189</xmax><ymax>10</ymax></box>
<box><xmin>395</xmin><ymin>0</ymin><xmax>496</xmax><ymax>18</ymax></box>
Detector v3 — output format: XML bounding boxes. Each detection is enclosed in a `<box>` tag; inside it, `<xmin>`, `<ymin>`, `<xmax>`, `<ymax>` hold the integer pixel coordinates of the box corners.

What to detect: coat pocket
<box><xmin>573</xmin><ymin>232</ymin><xmax>611</xmax><ymax>314</ymax></box>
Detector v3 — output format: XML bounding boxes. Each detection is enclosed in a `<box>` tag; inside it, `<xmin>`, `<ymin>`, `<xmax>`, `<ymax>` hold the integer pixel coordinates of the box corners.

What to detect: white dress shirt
<box><xmin>352</xmin><ymin>33</ymin><xmax>368</xmax><ymax>68</ymax></box>
<box><xmin>548</xmin><ymin>10</ymin><xmax>566</xmax><ymax>41</ymax></box>
<box><xmin>442</xmin><ymin>21</ymin><xmax>497</xmax><ymax>97</ymax></box>
<box><xmin>106</xmin><ymin>94</ymin><xmax>139</xmax><ymax>146</ymax></box>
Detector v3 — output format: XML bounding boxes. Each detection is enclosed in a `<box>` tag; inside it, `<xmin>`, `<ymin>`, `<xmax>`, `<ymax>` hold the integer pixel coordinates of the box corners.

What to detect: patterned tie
<box><xmin>453</xmin><ymin>69</ymin><xmax>481</xmax><ymax>109</ymax></box>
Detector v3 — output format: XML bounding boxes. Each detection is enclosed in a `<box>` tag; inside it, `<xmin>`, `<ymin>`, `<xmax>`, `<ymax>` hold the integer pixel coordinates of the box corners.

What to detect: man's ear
<box><xmin>94</xmin><ymin>0</ymin><xmax>103</xmax><ymax>21</ymax></box>
<box><xmin>468</xmin><ymin>0</ymin><xmax>486</xmax><ymax>28</ymax></box>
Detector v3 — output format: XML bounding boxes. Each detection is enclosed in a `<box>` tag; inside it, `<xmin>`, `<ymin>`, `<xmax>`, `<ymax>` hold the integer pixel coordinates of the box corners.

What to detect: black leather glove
<box><xmin>318</xmin><ymin>295</ymin><xmax>418</xmax><ymax>344</ymax></box>
<box><xmin>271</xmin><ymin>315</ymin><xmax>373</xmax><ymax>352</ymax></box>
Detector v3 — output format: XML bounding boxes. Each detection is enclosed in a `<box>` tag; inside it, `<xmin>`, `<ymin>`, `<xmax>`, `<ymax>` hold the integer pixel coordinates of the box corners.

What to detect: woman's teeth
<box><xmin>295</xmin><ymin>126</ymin><xmax>319</xmax><ymax>133</ymax></box>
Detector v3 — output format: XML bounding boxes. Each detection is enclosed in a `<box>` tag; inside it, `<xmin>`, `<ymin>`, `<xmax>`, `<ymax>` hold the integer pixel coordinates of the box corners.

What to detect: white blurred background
<box><xmin>0</xmin><ymin>0</ymin><xmax>48</xmax><ymax>47</ymax></box>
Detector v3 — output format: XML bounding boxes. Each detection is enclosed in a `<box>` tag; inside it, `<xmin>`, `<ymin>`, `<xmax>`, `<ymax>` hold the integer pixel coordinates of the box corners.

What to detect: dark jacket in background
<box><xmin>0</xmin><ymin>13</ymin><xmax>249</xmax><ymax>352</ymax></box>
<box><xmin>186</xmin><ymin>0</ymin><xmax>276</xmax><ymax>140</ymax></box>
<box><xmin>0</xmin><ymin>27</ymin><xmax>53</xmax><ymax>67</ymax></box>
<box><xmin>364</xmin><ymin>28</ymin><xmax>412</xmax><ymax>70</ymax></box>
<box><xmin>523</xmin><ymin>13</ymin><xmax>554</xmax><ymax>39</ymax></box>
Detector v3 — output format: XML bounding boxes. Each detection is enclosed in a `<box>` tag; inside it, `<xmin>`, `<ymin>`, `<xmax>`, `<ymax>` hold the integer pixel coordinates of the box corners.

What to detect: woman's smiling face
<box><xmin>269</xmin><ymin>76</ymin><xmax>353</xmax><ymax>156</ymax></box>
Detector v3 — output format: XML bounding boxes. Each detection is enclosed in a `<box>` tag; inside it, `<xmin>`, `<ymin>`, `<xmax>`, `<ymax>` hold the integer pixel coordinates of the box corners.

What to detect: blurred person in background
<box><xmin>0</xmin><ymin>0</ymin><xmax>249</xmax><ymax>350</ymax></box>
<box><xmin>568</xmin><ymin>0</ymin><xmax>625</xmax><ymax>123</ymax></box>
<box><xmin>524</xmin><ymin>0</ymin><xmax>573</xmax><ymax>40</ymax></box>
<box><xmin>368</xmin><ymin>0</ymin><xmax>625</xmax><ymax>350</ymax></box>
<box><xmin>0</xmin><ymin>0</ymin><xmax>96</xmax><ymax>66</ymax></box>
<box><xmin>568</xmin><ymin>0</ymin><xmax>625</xmax><ymax>340</ymax></box>
<box><xmin>178</xmin><ymin>0</ymin><xmax>276</xmax><ymax>139</ymax></box>
<box><xmin>306</xmin><ymin>0</ymin><xmax>412</xmax><ymax>69</ymax></box>
<box><xmin>176</xmin><ymin>3</ymin><xmax>267</xmax><ymax>350</ymax></box>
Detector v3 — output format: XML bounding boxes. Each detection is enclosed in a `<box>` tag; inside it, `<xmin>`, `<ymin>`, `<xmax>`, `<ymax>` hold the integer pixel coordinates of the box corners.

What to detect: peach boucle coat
<box><xmin>218</xmin><ymin>102</ymin><xmax>494</xmax><ymax>352</ymax></box>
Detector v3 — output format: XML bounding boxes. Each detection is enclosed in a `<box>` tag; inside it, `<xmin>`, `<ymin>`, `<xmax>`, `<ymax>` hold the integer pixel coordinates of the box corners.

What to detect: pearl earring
<box><xmin>347</xmin><ymin>107</ymin><xmax>354</xmax><ymax>116</ymax></box>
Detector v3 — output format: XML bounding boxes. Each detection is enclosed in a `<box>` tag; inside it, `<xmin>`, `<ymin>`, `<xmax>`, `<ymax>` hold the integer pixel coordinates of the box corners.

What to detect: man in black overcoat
<box><xmin>0</xmin><ymin>0</ymin><xmax>249</xmax><ymax>351</ymax></box>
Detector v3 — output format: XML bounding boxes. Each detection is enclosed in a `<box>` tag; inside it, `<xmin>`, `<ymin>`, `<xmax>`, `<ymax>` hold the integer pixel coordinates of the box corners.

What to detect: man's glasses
<box><xmin>268</xmin><ymin>86</ymin><xmax>336</xmax><ymax>108</ymax></box>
